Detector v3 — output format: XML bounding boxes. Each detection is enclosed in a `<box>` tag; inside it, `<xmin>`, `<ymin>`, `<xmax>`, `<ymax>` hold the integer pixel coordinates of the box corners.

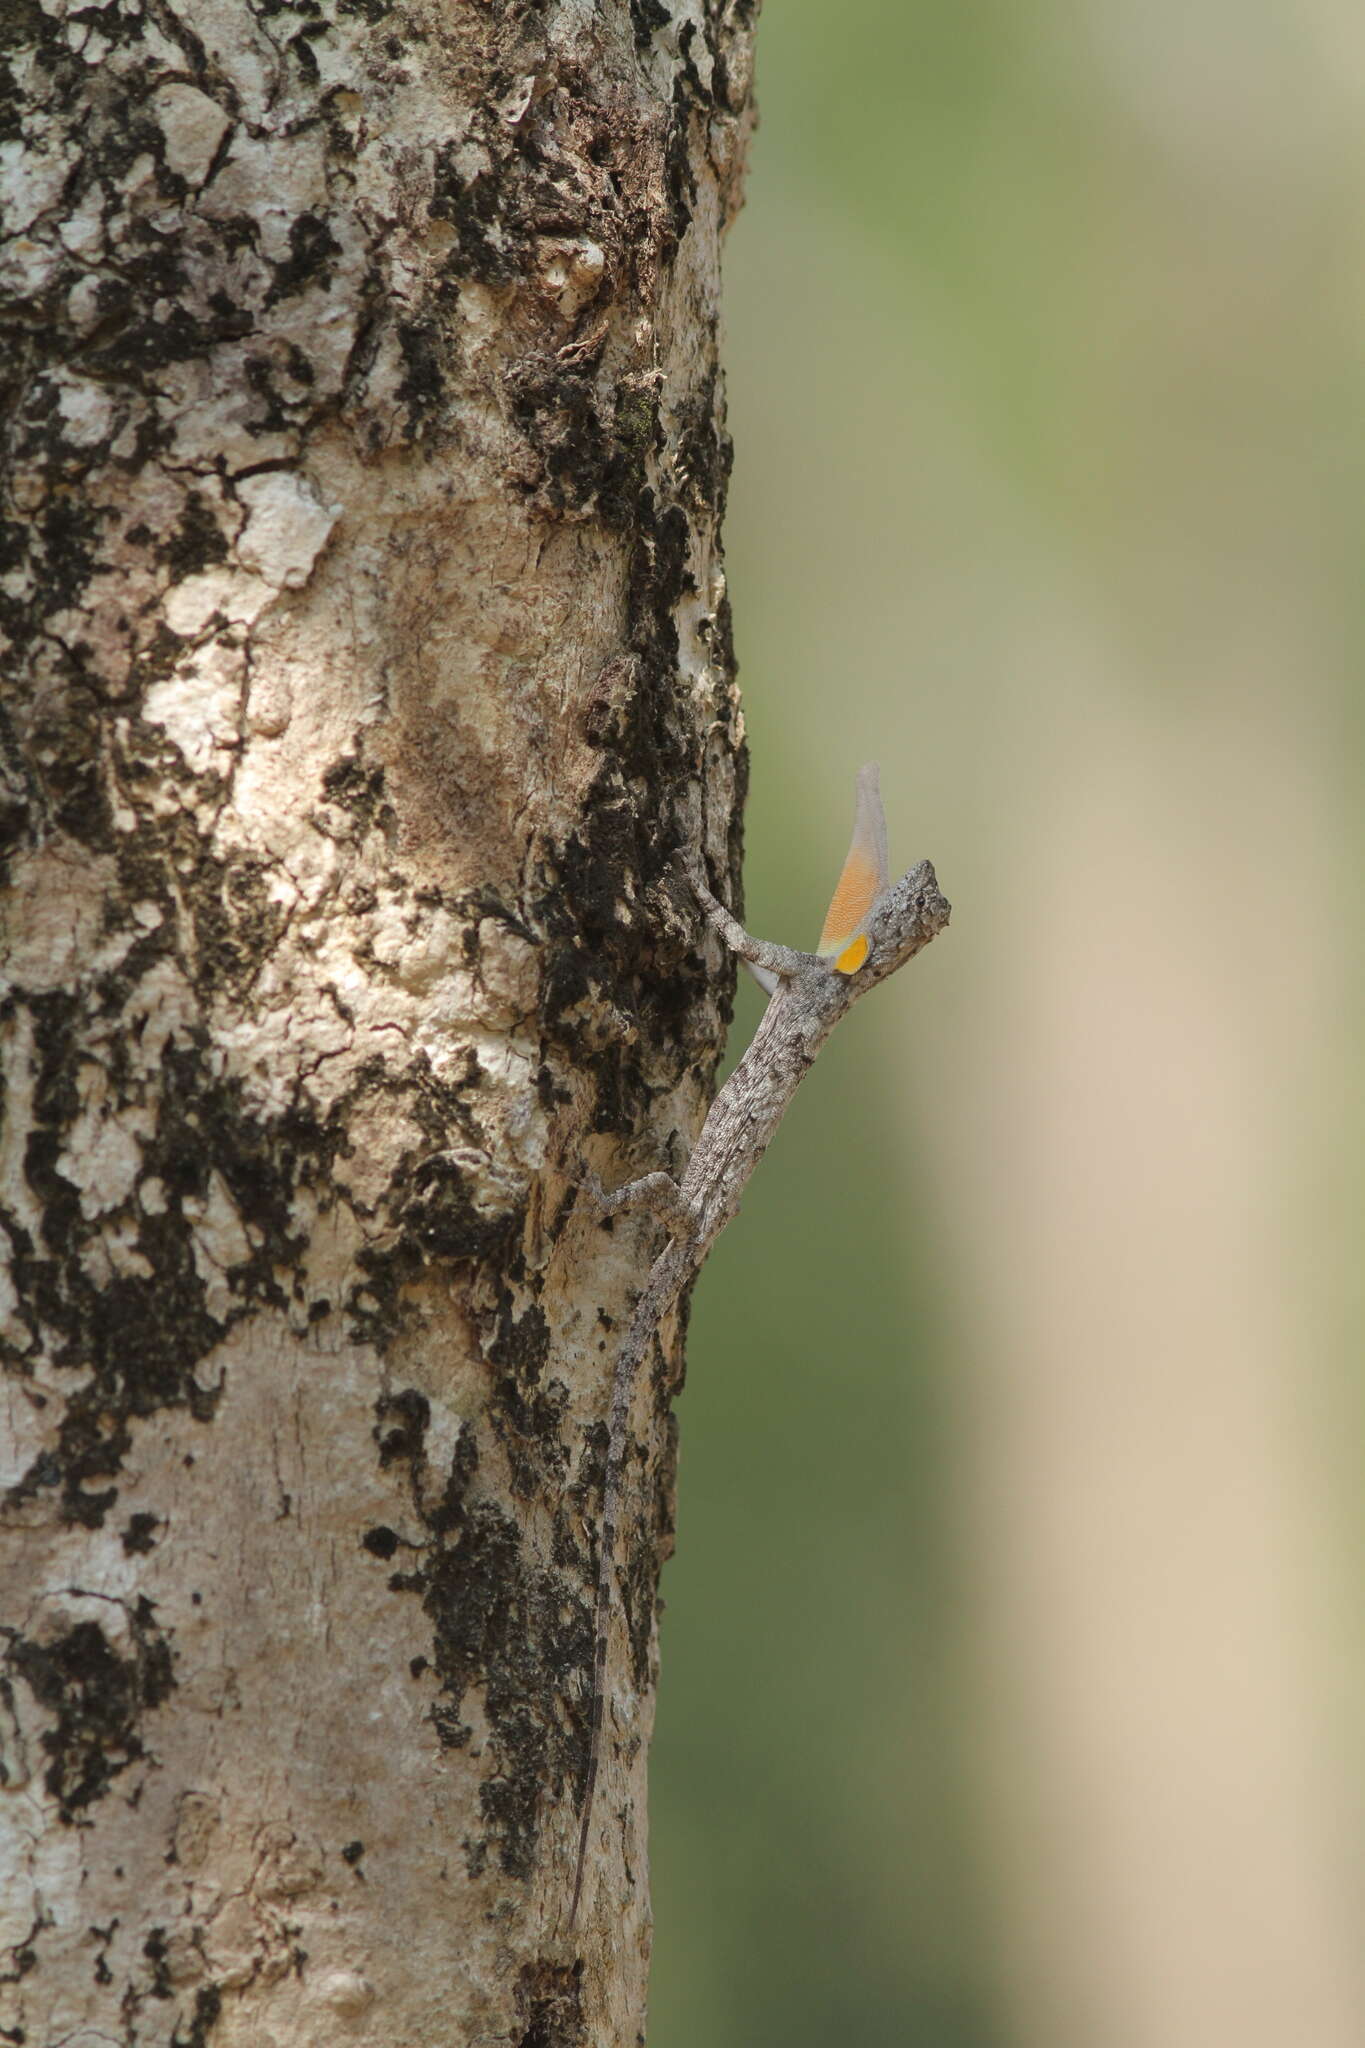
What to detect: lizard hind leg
<box><xmin>585</xmin><ymin>1168</ymin><xmax>697</xmax><ymax>1241</ymax></box>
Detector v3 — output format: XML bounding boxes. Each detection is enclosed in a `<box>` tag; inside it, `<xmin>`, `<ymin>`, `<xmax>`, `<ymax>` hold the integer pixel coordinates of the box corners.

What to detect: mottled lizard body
<box><xmin>569</xmin><ymin>767</ymin><xmax>950</xmax><ymax>1927</ymax></box>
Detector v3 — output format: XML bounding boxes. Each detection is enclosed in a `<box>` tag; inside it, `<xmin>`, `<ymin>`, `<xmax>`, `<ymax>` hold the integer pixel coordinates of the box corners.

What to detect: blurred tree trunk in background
<box><xmin>0</xmin><ymin>2</ymin><xmax>754</xmax><ymax>2041</ymax></box>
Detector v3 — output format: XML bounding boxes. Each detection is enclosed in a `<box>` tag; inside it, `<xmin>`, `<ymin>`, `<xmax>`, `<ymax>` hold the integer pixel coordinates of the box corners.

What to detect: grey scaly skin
<box><xmin>568</xmin><ymin>812</ymin><xmax>951</xmax><ymax>1929</ymax></box>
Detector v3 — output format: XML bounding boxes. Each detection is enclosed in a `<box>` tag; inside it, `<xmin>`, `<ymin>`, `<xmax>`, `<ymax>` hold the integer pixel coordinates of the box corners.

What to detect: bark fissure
<box><xmin>2</xmin><ymin>0</ymin><xmax>756</xmax><ymax>2038</ymax></box>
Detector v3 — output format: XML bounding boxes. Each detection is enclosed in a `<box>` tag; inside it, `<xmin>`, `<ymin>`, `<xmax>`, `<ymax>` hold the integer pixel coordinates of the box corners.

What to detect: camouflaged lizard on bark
<box><xmin>569</xmin><ymin>765</ymin><xmax>951</xmax><ymax>1927</ymax></box>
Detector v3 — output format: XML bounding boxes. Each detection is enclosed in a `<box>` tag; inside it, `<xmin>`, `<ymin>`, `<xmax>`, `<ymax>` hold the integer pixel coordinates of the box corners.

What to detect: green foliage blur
<box><xmin>648</xmin><ymin>2</ymin><xmax>1363</xmax><ymax>2043</ymax></box>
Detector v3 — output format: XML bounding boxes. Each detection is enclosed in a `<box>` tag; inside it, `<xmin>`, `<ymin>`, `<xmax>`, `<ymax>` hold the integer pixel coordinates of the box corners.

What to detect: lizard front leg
<box><xmin>679</xmin><ymin>852</ymin><xmax>821</xmax><ymax>982</ymax></box>
<box><xmin>582</xmin><ymin>1168</ymin><xmax>698</xmax><ymax>1241</ymax></box>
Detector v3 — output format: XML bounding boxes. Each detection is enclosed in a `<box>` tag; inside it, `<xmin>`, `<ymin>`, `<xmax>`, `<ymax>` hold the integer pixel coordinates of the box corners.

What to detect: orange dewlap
<box><xmin>819</xmin><ymin>845</ymin><xmax>881</xmax><ymax>959</ymax></box>
<box><xmin>834</xmin><ymin>933</ymin><xmax>871</xmax><ymax>974</ymax></box>
<box><xmin>817</xmin><ymin>762</ymin><xmax>889</xmax><ymax>975</ymax></box>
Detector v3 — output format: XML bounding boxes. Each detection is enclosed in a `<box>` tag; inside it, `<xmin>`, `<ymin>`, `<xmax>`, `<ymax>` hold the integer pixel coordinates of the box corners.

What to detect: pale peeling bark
<box><xmin>0</xmin><ymin>1</ymin><xmax>754</xmax><ymax>2041</ymax></box>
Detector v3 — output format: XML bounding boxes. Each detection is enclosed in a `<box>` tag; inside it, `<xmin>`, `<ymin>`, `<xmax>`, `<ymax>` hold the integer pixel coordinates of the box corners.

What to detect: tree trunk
<box><xmin>0</xmin><ymin>2</ymin><xmax>754</xmax><ymax>2041</ymax></box>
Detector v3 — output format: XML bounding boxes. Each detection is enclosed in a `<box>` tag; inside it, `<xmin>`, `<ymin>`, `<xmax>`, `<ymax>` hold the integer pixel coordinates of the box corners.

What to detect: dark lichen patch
<box><xmin>374</xmin><ymin>1386</ymin><xmax>430</xmax><ymax>1470</ymax></box>
<box><xmin>404</xmin><ymin>1156</ymin><xmax>523</xmax><ymax>1266</ymax></box>
<box><xmin>163</xmin><ymin>491</ymin><xmax>231</xmax><ymax>580</ymax></box>
<box><xmin>3</xmin><ymin>931</ymin><xmax>361</xmax><ymax>1521</ymax></box>
<box><xmin>86</xmin><ymin>300</ymin><xmax>239</xmax><ymax>381</ymax></box>
<box><xmin>507</xmin><ymin>365</ymin><xmax>610</xmax><ymax>520</ymax></box>
<box><xmin>142</xmin><ymin>1925</ymin><xmax>173</xmax><ymax>1999</ymax></box>
<box><xmin>534</xmin><ymin>753</ymin><xmax>725</xmax><ymax>1148</ymax></box>
<box><xmin>107</xmin><ymin>801</ymin><xmax>298</xmax><ymax>1016</ymax></box>
<box><xmin>487</xmin><ymin>1298</ymin><xmax>570</xmax><ymax>1500</ymax></box>
<box><xmin>346</xmin><ymin>1145</ymin><xmax>528</xmax><ymax>1353</ymax></box>
<box><xmin>4</xmin><ymin>1605</ymin><xmax>175</xmax><ymax>1822</ymax></box>
<box><xmin>121</xmin><ymin>1511</ymin><xmax>161</xmax><ymax>1555</ymax></box>
<box><xmin>478</xmin><ymin>1703</ymin><xmax>552</xmax><ymax>1884</ymax></box>
<box><xmin>429</xmin><ymin>142</ymin><xmax>518</xmax><ymax>288</ymax></box>
<box><xmin>489</xmin><ymin>1295</ymin><xmax>550</xmax><ymax>1382</ymax></box>
<box><xmin>421</xmin><ymin>45</ymin><xmax>700</xmax><ymax>495</ymax></box>
<box><xmin>394</xmin><ymin>319</ymin><xmax>448</xmax><ymax>437</ymax></box>
<box><xmin>9</xmin><ymin>484</ymin><xmax>104</xmax><ymax>640</ymax></box>
<box><xmin>675</xmin><ymin>17</ymin><xmax>713</xmax><ymax>109</ymax></box>
<box><xmin>629</xmin><ymin>0</ymin><xmax>672</xmax><ymax>50</ymax></box>
<box><xmin>671</xmin><ymin>364</ymin><xmax>733</xmax><ymax>526</ymax></box>
<box><xmin>263</xmin><ymin>210</ymin><xmax>342</xmax><ymax>307</ymax></box>
<box><xmin>663</xmin><ymin>76</ymin><xmax>698</xmax><ymax>244</ymax></box>
<box><xmin>319</xmin><ymin>753</ymin><xmax>392</xmax><ymax>836</ymax></box>
<box><xmin>5</xmin><ymin>668</ymin><xmax>111</xmax><ymax>849</ymax></box>
<box><xmin>90</xmin><ymin>1915</ymin><xmax>117</xmax><ymax>1985</ymax></box>
<box><xmin>625</xmin><ymin>492</ymin><xmax>694</xmax><ymax>673</ymax></box>
<box><xmin>340</xmin><ymin>1043</ymin><xmax>481</xmax><ymax>1171</ymax></box>
<box><xmin>519</xmin><ymin>307</ymin><xmax>745</xmax><ymax>1110</ymax></box>
<box><xmin>9</xmin><ymin>1007</ymin><xmax>222</xmax><ymax>1520</ymax></box>
<box><xmin>0</xmin><ymin>8</ymin><xmax>50</xmax><ymax>142</ymax></box>
<box><xmin>241</xmin><ymin>350</ymin><xmax>304</xmax><ymax>438</ymax></box>
<box><xmin>515</xmin><ymin>1959</ymin><xmax>586</xmax><ymax>2048</ymax></box>
<box><xmin>169</xmin><ymin>1983</ymin><xmax>222</xmax><ymax>2048</ymax></box>
<box><xmin>377</xmin><ymin>1420</ymin><xmax>590</xmax><ymax>1880</ymax></box>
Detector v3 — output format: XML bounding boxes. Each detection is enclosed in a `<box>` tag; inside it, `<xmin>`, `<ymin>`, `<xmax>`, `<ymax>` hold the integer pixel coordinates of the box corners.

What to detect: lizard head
<box><xmin>858</xmin><ymin>858</ymin><xmax>951</xmax><ymax>986</ymax></box>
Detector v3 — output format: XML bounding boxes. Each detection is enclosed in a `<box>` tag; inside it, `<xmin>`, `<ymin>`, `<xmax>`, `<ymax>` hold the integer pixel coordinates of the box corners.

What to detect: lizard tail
<box><xmin>568</xmin><ymin>1503</ymin><xmax>615</xmax><ymax>1926</ymax></box>
<box><xmin>568</xmin><ymin>1239</ymin><xmax>693</xmax><ymax>1930</ymax></box>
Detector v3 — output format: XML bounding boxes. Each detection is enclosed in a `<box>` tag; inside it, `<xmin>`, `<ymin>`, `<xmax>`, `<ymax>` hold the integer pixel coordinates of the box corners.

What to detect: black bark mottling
<box><xmin>488</xmin><ymin>1296</ymin><xmax>569</xmax><ymax>1502</ymax></box>
<box><xmin>163</xmin><ymin>491</ymin><xmax>232</xmax><ymax>580</ymax></box>
<box><xmin>348</xmin><ymin>1154</ymin><xmax>530</xmax><ymax>1354</ymax></box>
<box><xmin>120</xmin><ymin>1511</ymin><xmax>161</xmax><ymax>1556</ymax></box>
<box><xmin>142</xmin><ymin>1926</ymin><xmax>173</xmax><ymax>2000</ymax></box>
<box><xmin>372</xmin><ymin>1398</ymin><xmax>594</xmax><ymax>1882</ymax></box>
<box><xmin>516</xmin><ymin>1959</ymin><xmax>587</xmax><ymax>2048</ymax></box>
<box><xmin>169</xmin><ymin>1985</ymin><xmax>222</xmax><ymax>2048</ymax></box>
<box><xmin>4</xmin><ymin>977</ymin><xmax>327</xmax><ymax>1523</ymax></box>
<box><xmin>527</xmin><ymin>388</ymin><xmax>744</xmax><ymax>1123</ymax></box>
<box><xmin>4</xmin><ymin>1606</ymin><xmax>175</xmax><ymax>1821</ymax></box>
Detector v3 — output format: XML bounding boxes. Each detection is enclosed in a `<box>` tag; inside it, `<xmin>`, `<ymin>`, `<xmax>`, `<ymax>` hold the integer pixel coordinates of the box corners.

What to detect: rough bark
<box><xmin>0</xmin><ymin>1</ymin><xmax>754</xmax><ymax>2041</ymax></box>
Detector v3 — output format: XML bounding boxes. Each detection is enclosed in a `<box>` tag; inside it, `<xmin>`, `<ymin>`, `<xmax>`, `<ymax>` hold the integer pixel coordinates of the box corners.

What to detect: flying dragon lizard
<box><xmin>569</xmin><ymin>764</ymin><xmax>950</xmax><ymax>1927</ymax></box>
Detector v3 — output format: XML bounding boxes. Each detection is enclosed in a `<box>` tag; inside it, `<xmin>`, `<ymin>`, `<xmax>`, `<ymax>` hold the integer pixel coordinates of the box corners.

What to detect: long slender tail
<box><xmin>569</xmin><ymin>1240</ymin><xmax>691</xmax><ymax>1928</ymax></box>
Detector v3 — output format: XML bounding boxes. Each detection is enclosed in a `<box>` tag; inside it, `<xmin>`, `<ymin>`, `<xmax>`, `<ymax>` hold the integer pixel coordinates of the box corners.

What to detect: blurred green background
<box><xmin>649</xmin><ymin>4</ymin><xmax>1363</xmax><ymax>2045</ymax></box>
